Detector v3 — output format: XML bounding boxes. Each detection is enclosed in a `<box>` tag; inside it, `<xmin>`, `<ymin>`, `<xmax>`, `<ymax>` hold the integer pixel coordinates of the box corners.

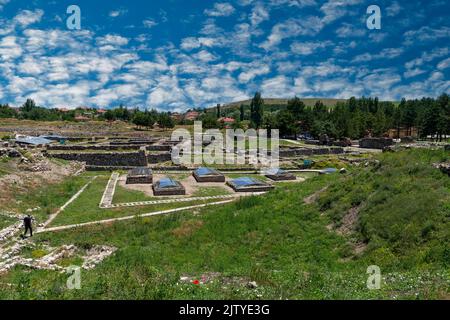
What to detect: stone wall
<box><xmin>279</xmin><ymin>147</ymin><xmax>344</xmax><ymax>157</ymax></box>
<box><xmin>147</xmin><ymin>152</ymin><xmax>172</xmax><ymax>164</ymax></box>
<box><xmin>146</xmin><ymin>145</ymin><xmax>172</xmax><ymax>151</ymax></box>
<box><xmin>359</xmin><ymin>138</ymin><xmax>394</xmax><ymax>149</ymax></box>
<box><xmin>47</xmin><ymin>145</ymin><xmax>142</xmax><ymax>151</ymax></box>
<box><xmin>46</xmin><ymin>150</ymin><xmax>147</xmax><ymax>167</ymax></box>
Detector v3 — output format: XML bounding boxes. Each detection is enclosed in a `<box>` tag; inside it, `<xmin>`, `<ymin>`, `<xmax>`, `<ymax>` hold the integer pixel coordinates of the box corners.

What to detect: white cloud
<box><xmin>143</xmin><ymin>19</ymin><xmax>158</xmax><ymax>28</ymax></box>
<box><xmin>14</xmin><ymin>9</ymin><xmax>44</xmax><ymax>27</ymax></box>
<box><xmin>250</xmin><ymin>3</ymin><xmax>269</xmax><ymax>26</ymax></box>
<box><xmin>261</xmin><ymin>75</ymin><xmax>295</xmax><ymax>97</ymax></box>
<box><xmin>386</xmin><ymin>1</ymin><xmax>401</xmax><ymax>17</ymax></box>
<box><xmin>109</xmin><ymin>9</ymin><xmax>128</xmax><ymax>18</ymax></box>
<box><xmin>335</xmin><ymin>23</ymin><xmax>366</xmax><ymax>38</ymax></box>
<box><xmin>0</xmin><ymin>36</ymin><xmax>22</xmax><ymax>60</ymax></box>
<box><xmin>352</xmin><ymin>48</ymin><xmax>404</xmax><ymax>63</ymax></box>
<box><xmin>403</xmin><ymin>68</ymin><xmax>426</xmax><ymax>79</ymax></box>
<box><xmin>96</xmin><ymin>34</ymin><xmax>129</xmax><ymax>47</ymax></box>
<box><xmin>204</xmin><ymin>3</ymin><xmax>235</xmax><ymax>17</ymax></box>
<box><xmin>0</xmin><ymin>0</ymin><xmax>10</xmax><ymax>10</ymax></box>
<box><xmin>238</xmin><ymin>63</ymin><xmax>270</xmax><ymax>82</ymax></box>
<box><xmin>260</xmin><ymin>17</ymin><xmax>323</xmax><ymax>50</ymax></box>
<box><xmin>291</xmin><ymin>41</ymin><xmax>332</xmax><ymax>55</ymax></box>
<box><xmin>404</xmin><ymin>26</ymin><xmax>450</xmax><ymax>45</ymax></box>
<box><xmin>437</xmin><ymin>57</ymin><xmax>450</xmax><ymax>70</ymax></box>
<box><xmin>320</xmin><ymin>0</ymin><xmax>362</xmax><ymax>25</ymax></box>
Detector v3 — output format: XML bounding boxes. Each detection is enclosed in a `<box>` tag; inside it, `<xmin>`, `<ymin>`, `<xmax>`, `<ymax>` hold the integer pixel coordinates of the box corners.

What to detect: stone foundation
<box><xmin>359</xmin><ymin>138</ymin><xmax>394</xmax><ymax>149</ymax></box>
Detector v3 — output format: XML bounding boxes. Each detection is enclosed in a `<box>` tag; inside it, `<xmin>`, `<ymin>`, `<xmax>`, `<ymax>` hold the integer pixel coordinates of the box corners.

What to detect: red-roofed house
<box><xmin>184</xmin><ymin>111</ymin><xmax>200</xmax><ymax>121</ymax></box>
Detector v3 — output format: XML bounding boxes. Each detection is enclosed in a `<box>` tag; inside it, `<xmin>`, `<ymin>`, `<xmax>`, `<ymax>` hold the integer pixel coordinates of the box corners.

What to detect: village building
<box><xmin>184</xmin><ymin>111</ymin><xmax>200</xmax><ymax>121</ymax></box>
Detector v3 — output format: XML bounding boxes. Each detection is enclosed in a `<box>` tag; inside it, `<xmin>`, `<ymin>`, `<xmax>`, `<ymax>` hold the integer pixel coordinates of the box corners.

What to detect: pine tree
<box><xmin>250</xmin><ymin>92</ymin><xmax>264</xmax><ymax>129</ymax></box>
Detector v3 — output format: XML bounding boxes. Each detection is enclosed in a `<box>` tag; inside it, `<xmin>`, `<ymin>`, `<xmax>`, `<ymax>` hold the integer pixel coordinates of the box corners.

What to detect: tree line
<box><xmin>0</xmin><ymin>99</ymin><xmax>175</xmax><ymax>130</ymax></box>
<box><xmin>1</xmin><ymin>93</ymin><xmax>449</xmax><ymax>140</ymax></box>
<box><xmin>233</xmin><ymin>92</ymin><xmax>450</xmax><ymax>141</ymax></box>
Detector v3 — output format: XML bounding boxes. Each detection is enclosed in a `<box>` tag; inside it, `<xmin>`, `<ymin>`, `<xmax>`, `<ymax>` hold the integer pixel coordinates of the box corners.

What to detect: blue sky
<box><xmin>0</xmin><ymin>0</ymin><xmax>449</xmax><ymax>111</ymax></box>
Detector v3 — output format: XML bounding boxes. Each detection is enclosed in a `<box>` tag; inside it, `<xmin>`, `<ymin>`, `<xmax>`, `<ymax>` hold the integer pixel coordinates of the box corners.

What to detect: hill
<box><xmin>222</xmin><ymin>98</ymin><xmax>348</xmax><ymax>109</ymax></box>
<box><xmin>1</xmin><ymin>148</ymin><xmax>448</xmax><ymax>299</ymax></box>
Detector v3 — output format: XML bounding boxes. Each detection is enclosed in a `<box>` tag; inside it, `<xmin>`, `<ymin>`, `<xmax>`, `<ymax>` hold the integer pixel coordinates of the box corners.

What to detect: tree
<box><xmin>239</xmin><ymin>104</ymin><xmax>245</xmax><ymax>121</ymax></box>
<box><xmin>250</xmin><ymin>92</ymin><xmax>264</xmax><ymax>129</ymax></box>
<box><xmin>159</xmin><ymin>112</ymin><xmax>175</xmax><ymax>130</ymax></box>
<box><xmin>132</xmin><ymin>111</ymin><xmax>147</xmax><ymax>130</ymax></box>
<box><xmin>312</xmin><ymin>100</ymin><xmax>327</xmax><ymax>121</ymax></box>
<box><xmin>0</xmin><ymin>104</ymin><xmax>15</xmax><ymax>118</ymax></box>
<box><xmin>276</xmin><ymin>110</ymin><xmax>297</xmax><ymax>137</ymax></box>
<box><xmin>216</xmin><ymin>104</ymin><xmax>221</xmax><ymax>119</ymax></box>
<box><xmin>199</xmin><ymin>112</ymin><xmax>218</xmax><ymax>129</ymax></box>
<box><xmin>104</xmin><ymin>110</ymin><xmax>116</xmax><ymax>122</ymax></box>
<box><xmin>393</xmin><ymin>106</ymin><xmax>402</xmax><ymax>139</ymax></box>
<box><xmin>21</xmin><ymin>99</ymin><xmax>36</xmax><ymax>112</ymax></box>
<box><xmin>436</xmin><ymin>93</ymin><xmax>450</xmax><ymax>141</ymax></box>
<box><xmin>373</xmin><ymin>109</ymin><xmax>388</xmax><ymax>136</ymax></box>
<box><xmin>286</xmin><ymin>97</ymin><xmax>305</xmax><ymax>121</ymax></box>
<box><xmin>311</xmin><ymin>120</ymin><xmax>337</xmax><ymax>139</ymax></box>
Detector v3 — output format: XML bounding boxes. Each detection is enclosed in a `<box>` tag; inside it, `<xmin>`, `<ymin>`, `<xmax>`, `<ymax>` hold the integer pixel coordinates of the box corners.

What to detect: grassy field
<box><xmin>0</xmin><ymin>149</ymin><xmax>448</xmax><ymax>299</ymax></box>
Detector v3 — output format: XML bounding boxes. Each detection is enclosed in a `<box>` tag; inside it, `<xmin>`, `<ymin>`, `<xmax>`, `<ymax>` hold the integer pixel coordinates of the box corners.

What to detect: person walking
<box><xmin>23</xmin><ymin>214</ymin><xmax>34</xmax><ymax>238</ymax></box>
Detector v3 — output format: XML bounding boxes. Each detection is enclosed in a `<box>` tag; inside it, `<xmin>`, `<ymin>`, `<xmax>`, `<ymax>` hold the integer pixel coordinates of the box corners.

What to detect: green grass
<box><xmin>0</xmin><ymin>149</ymin><xmax>448</xmax><ymax>299</ymax></box>
<box><xmin>49</xmin><ymin>174</ymin><xmax>230</xmax><ymax>227</ymax></box>
<box><xmin>0</xmin><ymin>216</ymin><xmax>16</xmax><ymax>229</ymax></box>
<box><xmin>7</xmin><ymin>173</ymin><xmax>96</xmax><ymax>223</ymax></box>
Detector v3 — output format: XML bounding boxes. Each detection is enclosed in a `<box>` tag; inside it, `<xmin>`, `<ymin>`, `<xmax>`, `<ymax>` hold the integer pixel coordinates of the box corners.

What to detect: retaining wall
<box><xmin>46</xmin><ymin>150</ymin><xmax>147</xmax><ymax>167</ymax></box>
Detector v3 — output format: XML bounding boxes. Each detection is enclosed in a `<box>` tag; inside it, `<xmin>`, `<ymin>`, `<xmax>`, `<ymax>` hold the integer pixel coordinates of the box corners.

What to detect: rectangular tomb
<box><xmin>126</xmin><ymin>167</ymin><xmax>153</xmax><ymax>184</ymax></box>
<box><xmin>152</xmin><ymin>177</ymin><xmax>186</xmax><ymax>196</ymax></box>
<box><xmin>227</xmin><ymin>177</ymin><xmax>274</xmax><ymax>192</ymax></box>
<box><xmin>193</xmin><ymin>167</ymin><xmax>226</xmax><ymax>182</ymax></box>
<box><xmin>265</xmin><ymin>168</ymin><xmax>297</xmax><ymax>181</ymax></box>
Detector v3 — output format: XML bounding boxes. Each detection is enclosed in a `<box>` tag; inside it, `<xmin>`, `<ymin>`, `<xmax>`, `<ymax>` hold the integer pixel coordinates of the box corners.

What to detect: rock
<box><xmin>7</xmin><ymin>148</ymin><xmax>21</xmax><ymax>158</ymax></box>
<box><xmin>339</xmin><ymin>168</ymin><xmax>347</xmax><ymax>174</ymax></box>
<box><xmin>247</xmin><ymin>281</ymin><xmax>258</xmax><ymax>289</ymax></box>
<box><xmin>400</xmin><ymin>136</ymin><xmax>415</xmax><ymax>144</ymax></box>
<box><xmin>433</xmin><ymin>162</ymin><xmax>450</xmax><ymax>176</ymax></box>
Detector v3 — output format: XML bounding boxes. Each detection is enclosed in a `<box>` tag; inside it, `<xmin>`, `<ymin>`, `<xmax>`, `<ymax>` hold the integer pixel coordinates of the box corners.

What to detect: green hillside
<box><xmin>1</xmin><ymin>149</ymin><xmax>448</xmax><ymax>299</ymax></box>
<box><xmin>223</xmin><ymin>98</ymin><xmax>347</xmax><ymax>108</ymax></box>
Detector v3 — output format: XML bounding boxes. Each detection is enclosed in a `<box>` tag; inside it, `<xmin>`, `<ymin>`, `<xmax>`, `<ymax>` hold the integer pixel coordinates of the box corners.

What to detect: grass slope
<box><xmin>0</xmin><ymin>149</ymin><xmax>448</xmax><ymax>299</ymax></box>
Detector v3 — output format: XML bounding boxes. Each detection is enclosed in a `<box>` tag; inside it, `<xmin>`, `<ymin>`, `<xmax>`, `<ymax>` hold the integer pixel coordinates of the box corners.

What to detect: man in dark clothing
<box><xmin>23</xmin><ymin>214</ymin><xmax>33</xmax><ymax>237</ymax></box>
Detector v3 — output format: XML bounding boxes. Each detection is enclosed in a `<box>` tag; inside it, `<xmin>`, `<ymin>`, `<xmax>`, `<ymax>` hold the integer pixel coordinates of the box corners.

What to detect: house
<box><xmin>184</xmin><ymin>111</ymin><xmax>199</xmax><ymax>121</ymax></box>
<box><xmin>170</xmin><ymin>112</ymin><xmax>183</xmax><ymax>122</ymax></box>
<box><xmin>218</xmin><ymin>117</ymin><xmax>235</xmax><ymax>128</ymax></box>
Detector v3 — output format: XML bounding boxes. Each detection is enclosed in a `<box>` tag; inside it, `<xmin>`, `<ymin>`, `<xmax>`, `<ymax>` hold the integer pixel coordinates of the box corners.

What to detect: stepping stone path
<box><xmin>99</xmin><ymin>173</ymin><xmax>119</xmax><ymax>208</ymax></box>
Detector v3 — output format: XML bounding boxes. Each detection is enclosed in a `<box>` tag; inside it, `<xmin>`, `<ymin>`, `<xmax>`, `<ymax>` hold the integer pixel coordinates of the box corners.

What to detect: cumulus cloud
<box><xmin>14</xmin><ymin>9</ymin><xmax>44</xmax><ymax>27</ymax></box>
<box><xmin>0</xmin><ymin>0</ymin><xmax>447</xmax><ymax>109</ymax></box>
<box><xmin>260</xmin><ymin>17</ymin><xmax>323</xmax><ymax>50</ymax></box>
<box><xmin>386</xmin><ymin>1</ymin><xmax>402</xmax><ymax>17</ymax></box>
<box><xmin>0</xmin><ymin>0</ymin><xmax>10</xmax><ymax>10</ymax></box>
<box><xmin>204</xmin><ymin>2</ymin><xmax>235</xmax><ymax>17</ymax></box>
<box><xmin>404</xmin><ymin>26</ymin><xmax>450</xmax><ymax>45</ymax></box>
<box><xmin>143</xmin><ymin>19</ymin><xmax>158</xmax><ymax>28</ymax></box>
<box><xmin>109</xmin><ymin>9</ymin><xmax>128</xmax><ymax>18</ymax></box>
<box><xmin>249</xmin><ymin>3</ymin><xmax>269</xmax><ymax>26</ymax></box>
<box><xmin>291</xmin><ymin>41</ymin><xmax>332</xmax><ymax>55</ymax></box>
